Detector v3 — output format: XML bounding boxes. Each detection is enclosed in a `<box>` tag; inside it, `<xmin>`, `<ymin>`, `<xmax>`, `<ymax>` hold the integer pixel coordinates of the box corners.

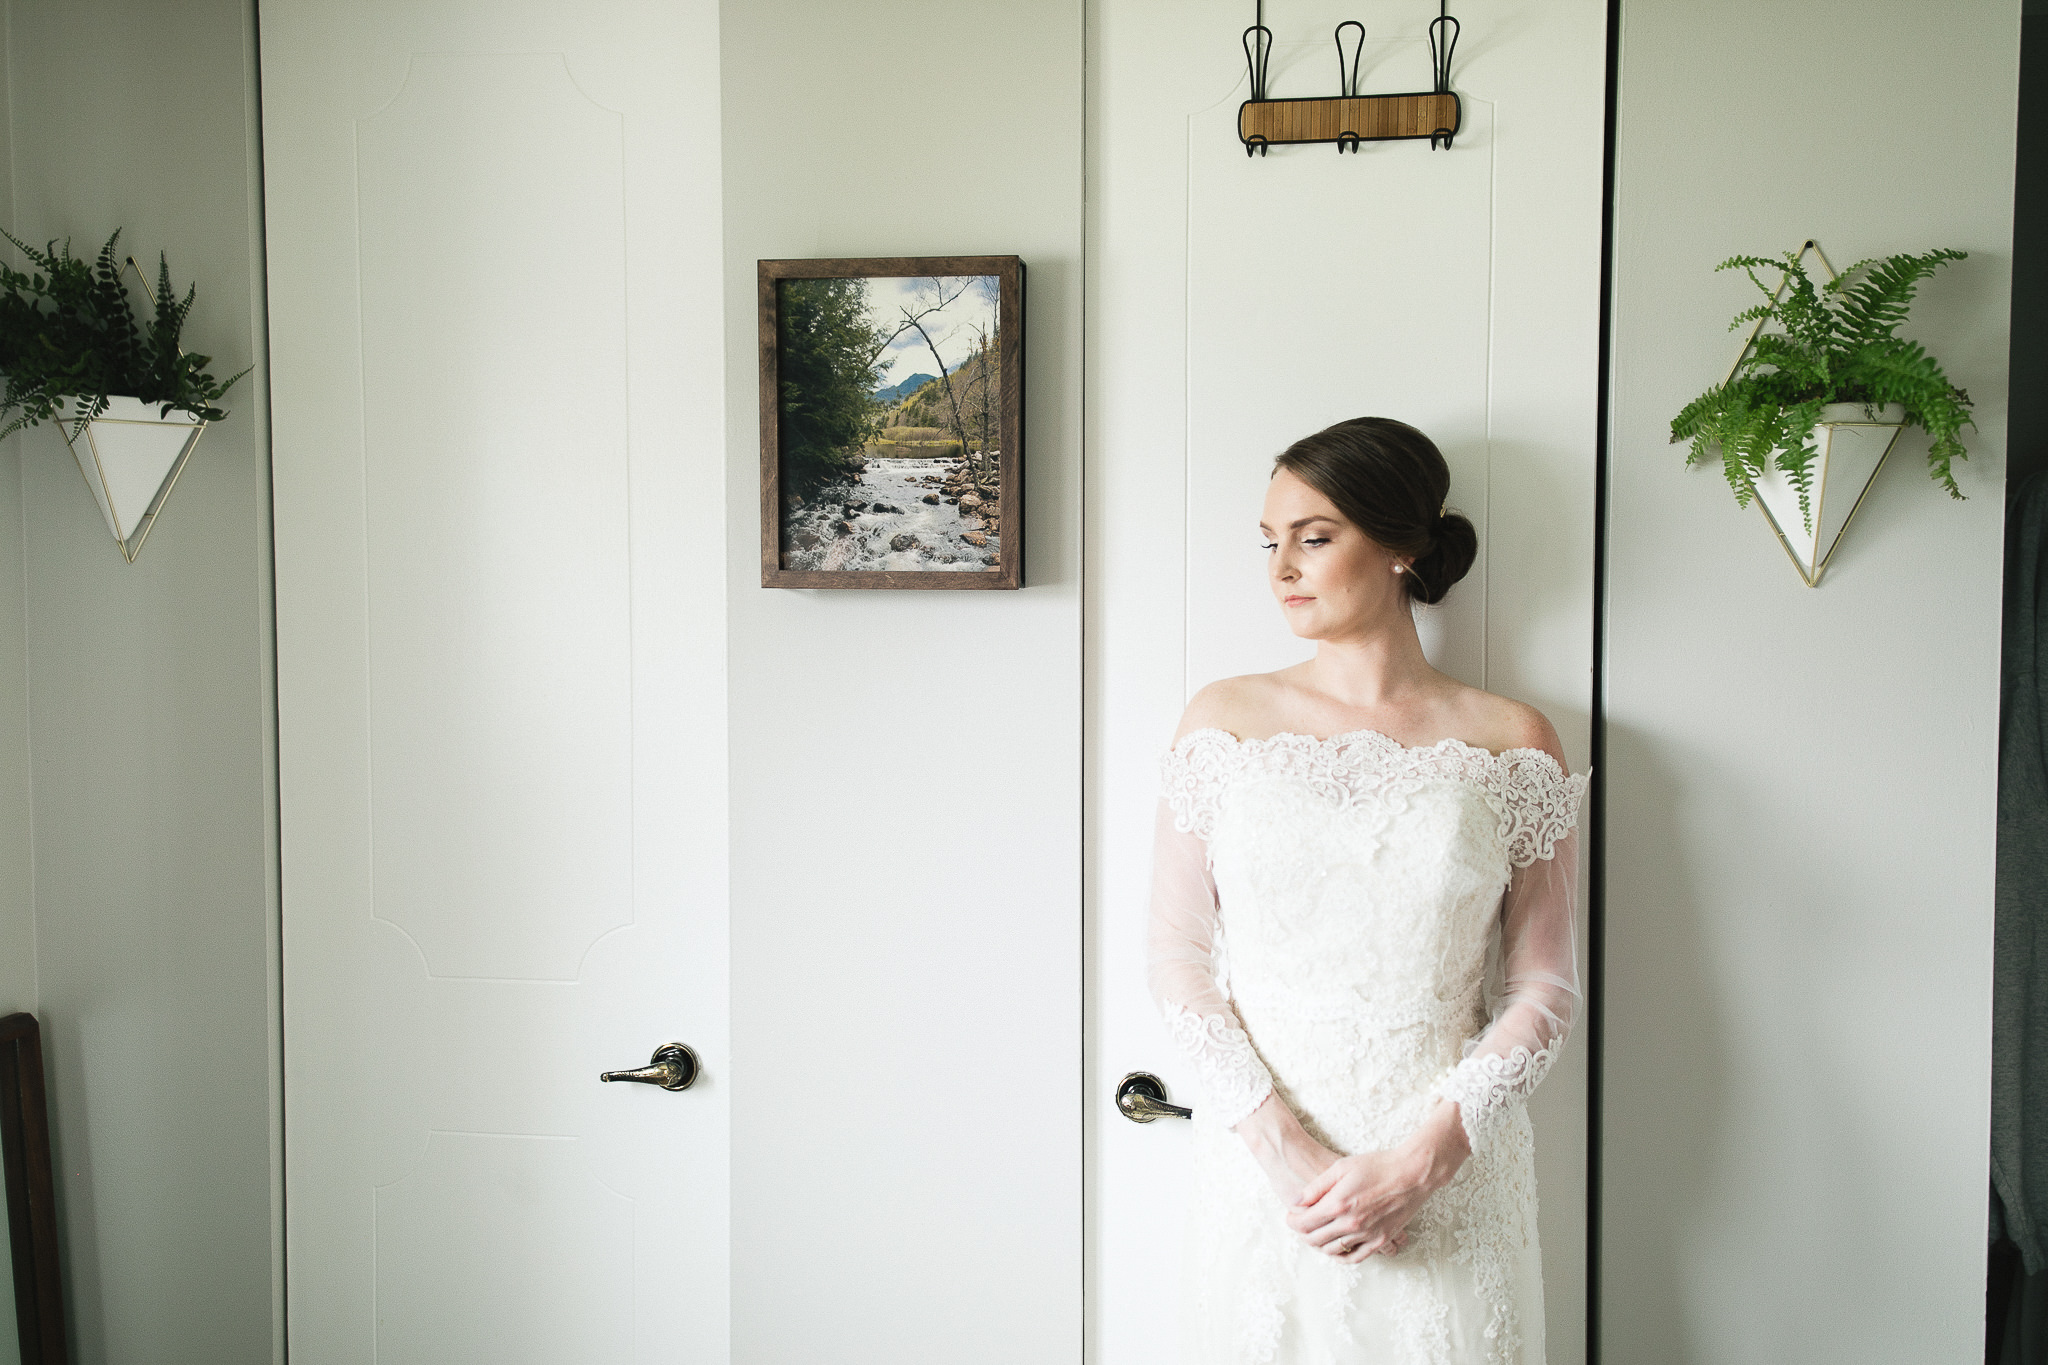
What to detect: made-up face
<box><xmin>1260</xmin><ymin>466</ymin><xmax>1411</xmax><ymax>643</ymax></box>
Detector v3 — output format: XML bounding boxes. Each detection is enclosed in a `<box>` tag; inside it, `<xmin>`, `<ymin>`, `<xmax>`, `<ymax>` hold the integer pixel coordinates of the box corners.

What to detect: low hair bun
<box><xmin>1272</xmin><ymin>416</ymin><xmax>1477</xmax><ymax>607</ymax></box>
<box><xmin>1406</xmin><ymin>510</ymin><xmax>1478</xmax><ymax>605</ymax></box>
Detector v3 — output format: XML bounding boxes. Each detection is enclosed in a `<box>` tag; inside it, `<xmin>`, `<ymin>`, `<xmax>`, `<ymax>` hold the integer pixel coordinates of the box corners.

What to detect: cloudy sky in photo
<box><xmin>862</xmin><ymin>275</ymin><xmax>999</xmax><ymax>390</ymax></box>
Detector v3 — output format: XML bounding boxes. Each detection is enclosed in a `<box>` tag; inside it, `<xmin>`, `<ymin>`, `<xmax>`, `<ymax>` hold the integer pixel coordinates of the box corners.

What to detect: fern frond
<box><xmin>1744</xmin><ymin>331</ymin><xmax>1827</xmax><ymax>381</ymax></box>
<box><xmin>1715</xmin><ymin>254</ymin><xmax>1788</xmax><ymax>274</ymax></box>
<box><xmin>1775</xmin><ymin>398</ymin><xmax>1829</xmax><ymax>532</ymax></box>
<box><xmin>1842</xmin><ymin>339</ymin><xmax>1952</xmax><ymax>411</ymax></box>
<box><xmin>1774</xmin><ymin>442</ymin><xmax>1817</xmax><ymax>531</ymax></box>
<box><xmin>1834</xmin><ymin>249</ymin><xmax>1965</xmax><ymax>345</ymax></box>
<box><xmin>1</xmin><ymin>229</ymin><xmax>65</xmax><ymax>278</ymax></box>
<box><xmin>1670</xmin><ymin>383</ymin><xmax>1726</xmax><ymax>444</ymax></box>
<box><xmin>1928</xmin><ymin>432</ymin><xmax>1968</xmax><ymax>499</ymax></box>
<box><xmin>1722</xmin><ymin>450</ymin><xmax>1756</xmax><ymax>505</ymax></box>
<box><xmin>1727</xmin><ymin>302</ymin><xmax>1777</xmax><ymax>331</ymax></box>
<box><xmin>64</xmin><ymin>391</ymin><xmax>109</xmax><ymax>440</ymax></box>
<box><xmin>1825</xmin><ymin>257</ymin><xmax>1883</xmax><ymax>291</ymax></box>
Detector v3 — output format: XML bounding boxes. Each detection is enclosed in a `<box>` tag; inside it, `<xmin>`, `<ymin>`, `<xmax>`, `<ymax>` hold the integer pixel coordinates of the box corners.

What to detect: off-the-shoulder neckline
<box><xmin>1172</xmin><ymin>725</ymin><xmax>1575</xmax><ymax>777</ymax></box>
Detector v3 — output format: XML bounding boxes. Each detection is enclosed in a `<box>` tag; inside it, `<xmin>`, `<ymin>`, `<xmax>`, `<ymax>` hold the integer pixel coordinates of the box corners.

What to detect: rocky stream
<box><xmin>783</xmin><ymin>456</ymin><xmax>1001</xmax><ymax>572</ymax></box>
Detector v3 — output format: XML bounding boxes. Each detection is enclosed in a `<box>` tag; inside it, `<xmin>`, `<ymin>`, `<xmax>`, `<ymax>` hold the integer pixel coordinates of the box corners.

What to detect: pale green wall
<box><xmin>1603</xmin><ymin>0</ymin><xmax>2018</xmax><ymax>1359</ymax></box>
<box><xmin>0</xmin><ymin>441</ymin><xmax>32</xmax><ymax>1026</ymax></box>
<box><xmin>0</xmin><ymin>0</ymin><xmax>33</xmax><ymax>1031</ymax></box>
<box><xmin>3</xmin><ymin>0</ymin><xmax>281</xmax><ymax>1361</ymax></box>
<box><xmin>0</xmin><ymin>30</ymin><xmax>32</xmax><ymax>1357</ymax></box>
<box><xmin>0</xmin><ymin>456</ymin><xmax>24</xmax><ymax>1365</ymax></box>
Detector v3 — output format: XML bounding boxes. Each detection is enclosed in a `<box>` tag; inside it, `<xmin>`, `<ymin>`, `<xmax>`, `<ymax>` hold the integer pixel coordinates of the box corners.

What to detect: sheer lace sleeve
<box><xmin>1145</xmin><ymin>796</ymin><xmax>1275</xmax><ymax>1130</ymax></box>
<box><xmin>1434</xmin><ymin>796</ymin><xmax>1584</xmax><ymax>1155</ymax></box>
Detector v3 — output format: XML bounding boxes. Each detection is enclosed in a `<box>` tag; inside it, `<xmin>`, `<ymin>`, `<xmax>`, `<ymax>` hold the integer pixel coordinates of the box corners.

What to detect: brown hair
<box><xmin>1272</xmin><ymin>417</ymin><xmax>1477</xmax><ymax>606</ymax></box>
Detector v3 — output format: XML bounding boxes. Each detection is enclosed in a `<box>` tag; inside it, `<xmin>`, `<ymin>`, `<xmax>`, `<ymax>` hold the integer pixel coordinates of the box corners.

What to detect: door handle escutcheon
<box><xmin>601</xmin><ymin>1042</ymin><xmax>700</xmax><ymax>1091</ymax></box>
<box><xmin>1116</xmin><ymin>1071</ymin><xmax>1191</xmax><ymax>1123</ymax></box>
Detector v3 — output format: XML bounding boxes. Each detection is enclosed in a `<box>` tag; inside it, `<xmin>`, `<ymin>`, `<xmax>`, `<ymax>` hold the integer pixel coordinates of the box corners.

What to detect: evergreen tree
<box><xmin>778</xmin><ymin>277</ymin><xmax>884</xmax><ymax>496</ymax></box>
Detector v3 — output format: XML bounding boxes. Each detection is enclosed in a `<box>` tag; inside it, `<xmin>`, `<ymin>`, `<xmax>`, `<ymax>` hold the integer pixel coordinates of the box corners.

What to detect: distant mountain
<box><xmin>873</xmin><ymin>373</ymin><xmax>936</xmax><ymax>406</ymax></box>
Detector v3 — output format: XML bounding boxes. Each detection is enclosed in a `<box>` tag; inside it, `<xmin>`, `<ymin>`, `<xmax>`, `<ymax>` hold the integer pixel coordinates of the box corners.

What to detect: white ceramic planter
<box><xmin>1749</xmin><ymin>401</ymin><xmax>1906</xmax><ymax>587</ymax></box>
<box><xmin>57</xmin><ymin>395</ymin><xmax>207</xmax><ymax>562</ymax></box>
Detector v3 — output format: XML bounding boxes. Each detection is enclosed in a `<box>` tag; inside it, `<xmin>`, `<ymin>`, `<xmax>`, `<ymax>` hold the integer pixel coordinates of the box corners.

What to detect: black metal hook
<box><xmin>1428</xmin><ymin>0</ymin><xmax>1459</xmax><ymax>95</ymax></box>
<box><xmin>1427</xmin><ymin>0</ymin><xmax>1460</xmax><ymax>147</ymax></box>
<box><xmin>1243</xmin><ymin>27</ymin><xmax>1272</xmax><ymax>102</ymax></box>
<box><xmin>1241</xmin><ymin>0</ymin><xmax>1273</xmax><ymax>103</ymax></box>
<box><xmin>1335</xmin><ymin>20</ymin><xmax>1365</xmax><ymax>98</ymax></box>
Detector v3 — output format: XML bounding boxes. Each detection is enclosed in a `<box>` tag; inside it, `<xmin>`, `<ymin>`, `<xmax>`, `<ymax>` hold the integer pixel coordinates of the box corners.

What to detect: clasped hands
<box><xmin>1233</xmin><ymin>1092</ymin><xmax>1471</xmax><ymax>1265</ymax></box>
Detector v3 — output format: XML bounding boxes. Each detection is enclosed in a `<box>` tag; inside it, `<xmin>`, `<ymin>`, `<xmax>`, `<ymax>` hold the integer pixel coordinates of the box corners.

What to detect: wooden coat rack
<box><xmin>1238</xmin><ymin>3</ymin><xmax>1461</xmax><ymax>156</ymax></box>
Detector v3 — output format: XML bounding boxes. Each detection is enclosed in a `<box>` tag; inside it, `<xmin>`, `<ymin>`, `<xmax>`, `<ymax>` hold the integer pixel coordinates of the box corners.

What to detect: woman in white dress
<box><xmin>1149</xmin><ymin>417</ymin><xmax>1587</xmax><ymax>1365</ymax></box>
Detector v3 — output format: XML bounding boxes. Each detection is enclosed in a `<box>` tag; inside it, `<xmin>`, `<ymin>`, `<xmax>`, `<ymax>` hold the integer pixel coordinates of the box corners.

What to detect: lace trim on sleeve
<box><xmin>1496</xmin><ymin>752</ymin><xmax>1589</xmax><ymax>868</ymax></box>
<box><xmin>1159</xmin><ymin>737</ymin><xmax>1242</xmax><ymax>842</ymax></box>
<box><xmin>1160</xmin><ymin>1001</ymin><xmax>1275</xmax><ymax>1129</ymax></box>
<box><xmin>1434</xmin><ymin>1037</ymin><xmax>1562</xmax><ymax>1153</ymax></box>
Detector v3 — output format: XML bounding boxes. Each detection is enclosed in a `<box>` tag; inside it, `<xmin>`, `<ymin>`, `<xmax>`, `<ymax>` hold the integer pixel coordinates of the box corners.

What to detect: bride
<box><xmin>1149</xmin><ymin>417</ymin><xmax>1586</xmax><ymax>1364</ymax></box>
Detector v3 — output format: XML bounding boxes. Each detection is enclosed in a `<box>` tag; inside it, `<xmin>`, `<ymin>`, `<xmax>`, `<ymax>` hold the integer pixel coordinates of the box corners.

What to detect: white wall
<box><xmin>0</xmin><ymin>3</ymin><xmax>2023</xmax><ymax>1362</ymax></box>
<box><xmin>720</xmin><ymin>3</ymin><xmax>1085</xmax><ymax>1360</ymax></box>
<box><xmin>3</xmin><ymin>0</ymin><xmax>281</xmax><ymax>1360</ymax></box>
<box><xmin>1602</xmin><ymin>1</ymin><xmax>2018</xmax><ymax>1359</ymax></box>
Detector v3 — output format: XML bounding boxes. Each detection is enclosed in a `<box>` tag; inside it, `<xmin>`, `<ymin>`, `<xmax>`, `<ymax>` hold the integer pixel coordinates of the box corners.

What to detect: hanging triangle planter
<box><xmin>1748</xmin><ymin>402</ymin><xmax>1905</xmax><ymax>588</ymax></box>
<box><xmin>1699</xmin><ymin>240</ymin><xmax>1923</xmax><ymax>588</ymax></box>
<box><xmin>57</xmin><ymin>396</ymin><xmax>208</xmax><ymax>563</ymax></box>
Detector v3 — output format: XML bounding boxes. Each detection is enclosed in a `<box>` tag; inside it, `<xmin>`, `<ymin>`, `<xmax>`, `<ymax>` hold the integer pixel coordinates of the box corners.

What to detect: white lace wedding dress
<box><xmin>1149</xmin><ymin>727</ymin><xmax>1587</xmax><ymax>1365</ymax></box>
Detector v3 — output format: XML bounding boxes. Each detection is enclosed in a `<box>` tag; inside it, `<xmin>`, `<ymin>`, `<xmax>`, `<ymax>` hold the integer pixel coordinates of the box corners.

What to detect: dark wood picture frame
<box><xmin>758</xmin><ymin>255</ymin><xmax>1025</xmax><ymax>590</ymax></box>
<box><xmin>1</xmin><ymin>1013</ymin><xmax>66</xmax><ymax>1365</ymax></box>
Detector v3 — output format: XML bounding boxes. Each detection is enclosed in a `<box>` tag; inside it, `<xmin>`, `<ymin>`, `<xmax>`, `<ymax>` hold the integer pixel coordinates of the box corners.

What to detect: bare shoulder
<box><xmin>1450</xmin><ymin>688</ymin><xmax>1569</xmax><ymax>769</ymax></box>
<box><xmin>1173</xmin><ymin>672</ymin><xmax>1293</xmax><ymax>744</ymax></box>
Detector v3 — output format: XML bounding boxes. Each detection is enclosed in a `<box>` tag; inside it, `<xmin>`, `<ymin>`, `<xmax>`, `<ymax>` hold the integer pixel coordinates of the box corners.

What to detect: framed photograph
<box><xmin>759</xmin><ymin>256</ymin><xmax>1024</xmax><ymax>589</ymax></box>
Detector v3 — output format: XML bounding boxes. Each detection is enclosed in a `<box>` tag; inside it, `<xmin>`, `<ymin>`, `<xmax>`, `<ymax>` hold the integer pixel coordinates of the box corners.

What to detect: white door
<box><xmin>1087</xmin><ymin>1</ymin><xmax>1608</xmax><ymax>1359</ymax></box>
<box><xmin>261</xmin><ymin>3</ymin><xmax>730</xmax><ymax>1360</ymax></box>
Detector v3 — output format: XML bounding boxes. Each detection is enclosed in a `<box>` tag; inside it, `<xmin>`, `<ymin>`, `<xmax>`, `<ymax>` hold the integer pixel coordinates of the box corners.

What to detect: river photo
<box><xmin>768</xmin><ymin>266</ymin><xmax>1015</xmax><ymax>584</ymax></box>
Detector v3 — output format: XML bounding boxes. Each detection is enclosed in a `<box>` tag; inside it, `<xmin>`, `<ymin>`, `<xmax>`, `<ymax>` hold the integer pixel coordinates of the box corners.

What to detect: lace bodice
<box><xmin>1147</xmin><ymin>726</ymin><xmax>1587</xmax><ymax>1149</ymax></box>
<box><xmin>1149</xmin><ymin>725</ymin><xmax>1586</xmax><ymax>1365</ymax></box>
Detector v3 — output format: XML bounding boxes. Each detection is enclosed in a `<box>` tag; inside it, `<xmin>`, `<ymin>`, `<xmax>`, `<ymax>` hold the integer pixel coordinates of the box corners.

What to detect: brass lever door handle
<box><xmin>601</xmin><ymin>1042</ymin><xmax>700</xmax><ymax>1092</ymax></box>
<box><xmin>1116</xmin><ymin>1071</ymin><xmax>1192</xmax><ymax>1123</ymax></box>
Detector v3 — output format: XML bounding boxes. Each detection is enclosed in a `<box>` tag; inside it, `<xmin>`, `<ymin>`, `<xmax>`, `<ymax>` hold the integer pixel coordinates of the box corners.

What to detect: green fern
<box><xmin>0</xmin><ymin>229</ymin><xmax>249</xmax><ymax>440</ymax></box>
<box><xmin>1668</xmin><ymin>247</ymin><xmax>1973</xmax><ymax>530</ymax></box>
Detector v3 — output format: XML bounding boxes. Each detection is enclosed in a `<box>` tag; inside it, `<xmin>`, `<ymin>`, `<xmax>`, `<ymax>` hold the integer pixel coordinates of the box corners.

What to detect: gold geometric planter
<box><xmin>57</xmin><ymin>395</ymin><xmax>208</xmax><ymax>563</ymax></box>
<box><xmin>1749</xmin><ymin>402</ymin><xmax>1905</xmax><ymax>587</ymax></box>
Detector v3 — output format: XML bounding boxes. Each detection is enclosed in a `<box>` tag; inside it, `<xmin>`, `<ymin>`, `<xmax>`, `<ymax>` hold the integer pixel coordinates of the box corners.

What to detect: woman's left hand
<box><xmin>1286</xmin><ymin>1099</ymin><xmax>1471</xmax><ymax>1262</ymax></box>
